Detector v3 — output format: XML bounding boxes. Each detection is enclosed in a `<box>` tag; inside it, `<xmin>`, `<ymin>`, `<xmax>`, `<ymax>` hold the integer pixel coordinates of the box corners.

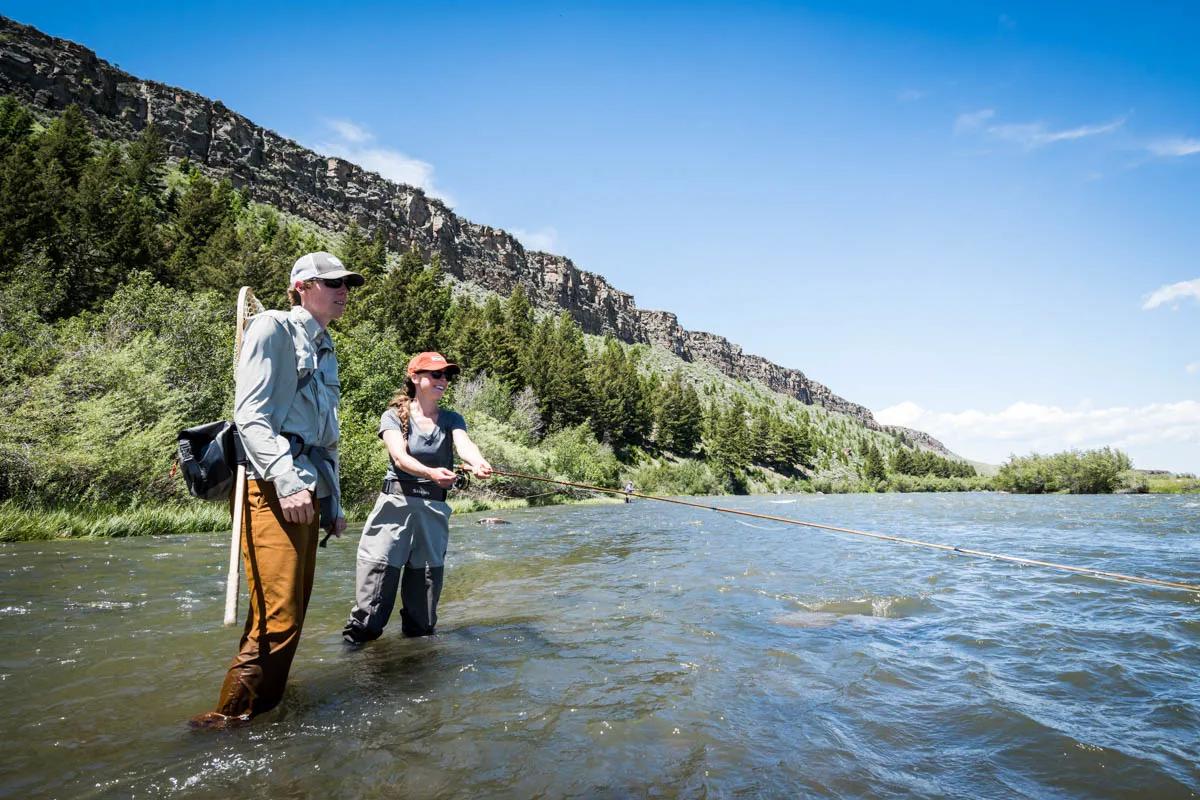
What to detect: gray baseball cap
<box><xmin>289</xmin><ymin>252</ymin><xmax>365</xmax><ymax>287</ymax></box>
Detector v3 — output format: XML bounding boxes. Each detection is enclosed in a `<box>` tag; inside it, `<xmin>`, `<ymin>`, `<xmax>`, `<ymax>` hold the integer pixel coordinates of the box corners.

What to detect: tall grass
<box><xmin>0</xmin><ymin>501</ymin><xmax>231</xmax><ymax>541</ymax></box>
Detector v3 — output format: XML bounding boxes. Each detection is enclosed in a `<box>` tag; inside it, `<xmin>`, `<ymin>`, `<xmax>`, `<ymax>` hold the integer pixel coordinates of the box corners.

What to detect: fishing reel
<box><xmin>452</xmin><ymin>467</ymin><xmax>471</xmax><ymax>492</ymax></box>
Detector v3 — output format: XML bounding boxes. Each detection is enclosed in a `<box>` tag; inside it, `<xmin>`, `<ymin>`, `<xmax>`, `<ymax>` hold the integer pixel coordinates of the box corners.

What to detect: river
<box><xmin>1</xmin><ymin>493</ymin><xmax>1197</xmax><ymax>798</ymax></box>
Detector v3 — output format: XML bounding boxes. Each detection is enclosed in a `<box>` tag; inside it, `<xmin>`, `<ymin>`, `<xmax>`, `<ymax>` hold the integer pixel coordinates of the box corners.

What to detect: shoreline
<box><xmin>1</xmin><ymin>485</ymin><xmax>1194</xmax><ymax>542</ymax></box>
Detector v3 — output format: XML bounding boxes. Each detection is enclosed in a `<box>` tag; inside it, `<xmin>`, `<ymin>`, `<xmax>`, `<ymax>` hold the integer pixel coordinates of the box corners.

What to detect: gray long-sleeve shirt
<box><xmin>234</xmin><ymin>306</ymin><xmax>342</xmax><ymax>520</ymax></box>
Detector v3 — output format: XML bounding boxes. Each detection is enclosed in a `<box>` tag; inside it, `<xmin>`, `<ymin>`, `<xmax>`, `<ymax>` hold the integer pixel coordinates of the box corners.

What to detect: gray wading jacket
<box><xmin>234</xmin><ymin>306</ymin><xmax>342</xmax><ymax>522</ymax></box>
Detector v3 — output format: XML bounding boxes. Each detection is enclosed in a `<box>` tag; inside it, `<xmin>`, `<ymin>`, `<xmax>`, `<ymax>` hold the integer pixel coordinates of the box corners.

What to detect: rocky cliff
<box><xmin>0</xmin><ymin>15</ymin><xmax>953</xmax><ymax>454</ymax></box>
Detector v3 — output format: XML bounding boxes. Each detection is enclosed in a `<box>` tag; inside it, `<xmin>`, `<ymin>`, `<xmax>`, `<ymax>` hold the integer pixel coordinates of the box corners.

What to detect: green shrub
<box><xmin>543</xmin><ymin>423</ymin><xmax>620</xmax><ymax>487</ymax></box>
<box><xmin>629</xmin><ymin>459</ymin><xmax>723</xmax><ymax>496</ymax></box>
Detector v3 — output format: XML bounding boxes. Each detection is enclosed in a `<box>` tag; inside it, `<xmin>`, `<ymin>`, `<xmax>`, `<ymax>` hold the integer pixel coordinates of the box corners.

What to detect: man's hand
<box><xmin>326</xmin><ymin>515</ymin><xmax>348</xmax><ymax>538</ymax></box>
<box><xmin>279</xmin><ymin>488</ymin><xmax>315</xmax><ymax>524</ymax></box>
<box><xmin>429</xmin><ymin>467</ymin><xmax>459</xmax><ymax>489</ymax></box>
<box><xmin>471</xmin><ymin>461</ymin><xmax>493</xmax><ymax>479</ymax></box>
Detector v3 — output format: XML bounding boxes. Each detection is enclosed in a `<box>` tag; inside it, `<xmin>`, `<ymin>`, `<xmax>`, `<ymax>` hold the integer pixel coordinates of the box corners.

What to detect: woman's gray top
<box><xmin>380</xmin><ymin>407</ymin><xmax>466</xmax><ymax>485</ymax></box>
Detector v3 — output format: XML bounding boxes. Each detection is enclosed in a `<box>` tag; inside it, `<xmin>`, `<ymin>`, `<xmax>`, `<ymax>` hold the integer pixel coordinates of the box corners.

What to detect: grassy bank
<box><xmin>0</xmin><ymin>501</ymin><xmax>232</xmax><ymax>542</ymax></box>
<box><xmin>0</xmin><ymin>492</ymin><xmax>622</xmax><ymax>543</ymax></box>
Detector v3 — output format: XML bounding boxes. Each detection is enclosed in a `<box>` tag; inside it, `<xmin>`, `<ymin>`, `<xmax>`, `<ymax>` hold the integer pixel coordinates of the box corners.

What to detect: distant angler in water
<box><xmin>343</xmin><ymin>352</ymin><xmax>493</xmax><ymax>643</ymax></box>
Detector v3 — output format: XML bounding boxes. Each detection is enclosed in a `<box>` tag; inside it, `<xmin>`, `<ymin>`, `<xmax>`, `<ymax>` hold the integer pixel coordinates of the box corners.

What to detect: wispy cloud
<box><xmin>327</xmin><ymin>119</ymin><xmax>372</xmax><ymax>144</ymax></box>
<box><xmin>510</xmin><ymin>227</ymin><xmax>560</xmax><ymax>253</ymax></box>
<box><xmin>954</xmin><ymin>108</ymin><xmax>995</xmax><ymax>134</ymax></box>
<box><xmin>1142</xmin><ymin>278</ymin><xmax>1200</xmax><ymax>310</ymax></box>
<box><xmin>897</xmin><ymin>88</ymin><xmax>927</xmax><ymax>103</ymax></box>
<box><xmin>1187</xmin><ymin>362</ymin><xmax>1200</xmax><ymax>375</ymax></box>
<box><xmin>877</xmin><ymin>400</ymin><xmax>1200</xmax><ymax>471</ymax></box>
<box><xmin>314</xmin><ymin>119</ymin><xmax>454</xmax><ymax>204</ymax></box>
<box><xmin>954</xmin><ymin>109</ymin><xmax>1126</xmax><ymax>149</ymax></box>
<box><xmin>1146</xmin><ymin>137</ymin><xmax>1200</xmax><ymax>158</ymax></box>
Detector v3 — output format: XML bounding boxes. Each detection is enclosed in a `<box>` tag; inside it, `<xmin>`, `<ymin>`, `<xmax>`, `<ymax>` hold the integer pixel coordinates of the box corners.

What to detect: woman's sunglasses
<box><xmin>419</xmin><ymin>370</ymin><xmax>453</xmax><ymax>380</ymax></box>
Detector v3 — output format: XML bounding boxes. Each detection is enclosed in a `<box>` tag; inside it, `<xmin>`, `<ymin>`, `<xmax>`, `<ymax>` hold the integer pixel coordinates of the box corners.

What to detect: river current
<box><xmin>1</xmin><ymin>493</ymin><xmax>1197</xmax><ymax>798</ymax></box>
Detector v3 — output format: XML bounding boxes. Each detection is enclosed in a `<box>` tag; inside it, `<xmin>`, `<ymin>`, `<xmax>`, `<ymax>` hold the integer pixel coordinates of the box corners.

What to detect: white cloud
<box><xmin>1142</xmin><ymin>278</ymin><xmax>1200</xmax><ymax>310</ymax></box>
<box><xmin>327</xmin><ymin>119</ymin><xmax>372</xmax><ymax>144</ymax></box>
<box><xmin>988</xmin><ymin>117</ymin><xmax>1126</xmax><ymax>148</ymax></box>
<box><xmin>954</xmin><ymin>110</ymin><xmax>1125</xmax><ymax>149</ymax></box>
<box><xmin>313</xmin><ymin>119</ymin><xmax>454</xmax><ymax>205</ymax></box>
<box><xmin>876</xmin><ymin>399</ymin><xmax>1200</xmax><ymax>472</ymax></box>
<box><xmin>1147</xmin><ymin>137</ymin><xmax>1200</xmax><ymax>158</ymax></box>
<box><xmin>954</xmin><ymin>108</ymin><xmax>994</xmax><ymax>134</ymax></box>
<box><xmin>897</xmin><ymin>88</ymin><xmax>927</xmax><ymax>103</ymax></box>
<box><xmin>510</xmin><ymin>227</ymin><xmax>560</xmax><ymax>253</ymax></box>
<box><xmin>1187</xmin><ymin>362</ymin><xmax>1200</xmax><ymax>375</ymax></box>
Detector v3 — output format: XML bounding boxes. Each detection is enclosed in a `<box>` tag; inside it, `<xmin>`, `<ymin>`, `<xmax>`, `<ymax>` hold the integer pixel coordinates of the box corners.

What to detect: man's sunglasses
<box><xmin>419</xmin><ymin>370</ymin><xmax>453</xmax><ymax>380</ymax></box>
<box><xmin>315</xmin><ymin>277</ymin><xmax>349</xmax><ymax>289</ymax></box>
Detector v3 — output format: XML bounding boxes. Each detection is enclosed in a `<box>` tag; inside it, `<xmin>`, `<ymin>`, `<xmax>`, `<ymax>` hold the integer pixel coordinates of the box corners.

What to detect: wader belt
<box><xmin>382</xmin><ymin>479</ymin><xmax>447</xmax><ymax>502</ymax></box>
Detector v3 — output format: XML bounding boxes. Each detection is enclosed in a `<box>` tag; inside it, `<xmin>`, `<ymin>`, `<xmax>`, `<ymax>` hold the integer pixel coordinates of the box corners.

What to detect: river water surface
<box><xmin>1</xmin><ymin>493</ymin><xmax>1198</xmax><ymax>798</ymax></box>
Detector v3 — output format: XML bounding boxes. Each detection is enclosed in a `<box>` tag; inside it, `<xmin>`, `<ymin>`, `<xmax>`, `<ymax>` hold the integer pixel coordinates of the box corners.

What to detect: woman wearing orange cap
<box><xmin>343</xmin><ymin>352</ymin><xmax>492</xmax><ymax>642</ymax></box>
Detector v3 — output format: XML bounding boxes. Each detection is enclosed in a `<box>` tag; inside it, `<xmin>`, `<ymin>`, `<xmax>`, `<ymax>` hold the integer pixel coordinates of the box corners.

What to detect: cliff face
<box><xmin>0</xmin><ymin>15</ymin><xmax>952</xmax><ymax>454</ymax></box>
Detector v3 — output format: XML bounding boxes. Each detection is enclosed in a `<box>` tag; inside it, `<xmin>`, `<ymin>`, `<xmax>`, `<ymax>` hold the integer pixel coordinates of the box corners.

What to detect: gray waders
<box><xmin>343</xmin><ymin>491</ymin><xmax>451</xmax><ymax>643</ymax></box>
<box><xmin>344</xmin><ymin>559</ymin><xmax>444</xmax><ymax>640</ymax></box>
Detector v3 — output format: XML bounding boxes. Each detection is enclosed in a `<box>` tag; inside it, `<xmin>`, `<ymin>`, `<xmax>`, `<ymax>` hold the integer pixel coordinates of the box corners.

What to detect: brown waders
<box><xmin>190</xmin><ymin>480</ymin><xmax>318</xmax><ymax>728</ymax></box>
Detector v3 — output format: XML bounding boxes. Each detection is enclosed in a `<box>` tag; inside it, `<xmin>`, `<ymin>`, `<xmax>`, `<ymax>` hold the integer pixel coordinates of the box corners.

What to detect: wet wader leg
<box><xmin>213</xmin><ymin>480</ymin><xmax>318</xmax><ymax>719</ymax></box>
<box><xmin>344</xmin><ymin>559</ymin><xmax>402</xmax><ymax>642</ymax></box>
<box><xmin>399</xmin><ymin>562</ymin><xmax>445</xmax><ymax>637</ymax></box>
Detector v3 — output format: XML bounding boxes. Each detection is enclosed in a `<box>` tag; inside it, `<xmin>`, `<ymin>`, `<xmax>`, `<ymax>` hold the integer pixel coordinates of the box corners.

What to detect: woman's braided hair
<box><xmin>387</xmin><ymin>377</ymin><xmax>418</xmax><ymax>436</ymax></box>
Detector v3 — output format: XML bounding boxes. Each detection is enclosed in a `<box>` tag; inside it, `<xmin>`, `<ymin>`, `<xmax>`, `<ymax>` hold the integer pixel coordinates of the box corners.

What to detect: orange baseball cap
<box><xmin>406</xmin><ymin>351</ymin><xmax>460</xmax><ymax>377</ymax></box>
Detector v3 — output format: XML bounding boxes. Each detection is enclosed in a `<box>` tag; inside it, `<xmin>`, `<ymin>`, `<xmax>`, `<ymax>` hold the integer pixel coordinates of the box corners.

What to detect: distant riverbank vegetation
<box><xmin>0</xmin><ymin>99</ymin><xmax>1192</xmax><ymax>540</ymax></box>
<box><xmin>994</xmin><ymin>449</ymin><xmax>1133</xmax><ymax>494</ymax></box>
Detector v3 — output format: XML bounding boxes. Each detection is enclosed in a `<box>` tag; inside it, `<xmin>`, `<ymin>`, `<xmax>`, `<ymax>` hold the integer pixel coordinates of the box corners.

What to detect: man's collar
<box><xmin>290</xmin><ymin>305</ymin><xmax>331</xmax><ymax>348</ymax></box>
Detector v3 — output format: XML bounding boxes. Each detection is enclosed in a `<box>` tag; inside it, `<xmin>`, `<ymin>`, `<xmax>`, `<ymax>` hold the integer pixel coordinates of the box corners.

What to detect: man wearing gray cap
<box><xmin>190</xmin><ymin>252</ymin><xmax>364</xmax><ymax>729</ymax></box>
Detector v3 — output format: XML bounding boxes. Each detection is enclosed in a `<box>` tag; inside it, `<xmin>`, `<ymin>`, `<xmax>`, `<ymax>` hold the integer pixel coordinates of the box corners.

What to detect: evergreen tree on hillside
<box><xmin>166</xmin><ymin>169</ymin><xmax>238</xmax><ymax>288</ymax></box>
<box><xmin>707</xmin><ymin>396</ymin><xmax>751</xmax><ymax>491</ymax></box>
<box><xmin>337</xmin><ymin>222</ymin><xmax>387</xmax><ymax>286</ymax></box>
<box><xmin>655</xmin><ymin>369</ymin><xmax>702</xmax><ymax>455</ymax></box>
<box><xmin>445</xmin><ymin>298</ymin><xmax>489</xmax><ymax>376</ymax></box>
<box><xmin>0</xmin><ymin>104</ymin><xmax>46</xmax><ymax>259</ymax></box>
<box><xmin>776</xmin><ymin>417</ymin><xmax>813</xmax><ymax>471</ymax></box>
<box><xmin>862</xmin><ymin>444</ymin><xmax>886</xmax><ymax>484</ymax></box>
<box><xmin>526</xmin><ymin>315</ymin><xmax>555</xmax><ymax>417</ymax></box>
<box><xmin>526</xmin><ymin>315</ymin><xmax>589</xmax><ymax>433</ymax></box>
<box><xmin>36</xmin><ymin>105</ymin><xmax>93</xmax><ymax>198</ymax></box>
<box><xmin>588</xmin><ymin>337</ymin><xmax>649</xmax><ymax>451</ymax></box>
<box><xmin>370</xmin><ymin>247</ymin><xmax>451</xmax><ymax>351</ymax></box>
<box><xmin>545</xmin><ymin>312</ymin><xmax>592</xmax><ymax>431</ymax></box>
<box><xmin>490</xmin><ymin>286</ymin><xmax>534</xmax><ymax>389</ymax></box>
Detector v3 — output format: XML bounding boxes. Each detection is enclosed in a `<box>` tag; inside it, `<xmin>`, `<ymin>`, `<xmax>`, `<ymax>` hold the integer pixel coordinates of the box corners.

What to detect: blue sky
<box><xmin>6</xmin><ymin>1</ymin><xmax>1198</xmax><ymax>471</ymax></box>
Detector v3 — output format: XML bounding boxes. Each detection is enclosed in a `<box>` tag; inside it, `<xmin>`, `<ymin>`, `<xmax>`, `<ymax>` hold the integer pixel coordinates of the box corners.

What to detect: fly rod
<box><xmin>482</xmin><ymin>467</ymin><xmax>1200</xmax><ymax>595</ymax></box>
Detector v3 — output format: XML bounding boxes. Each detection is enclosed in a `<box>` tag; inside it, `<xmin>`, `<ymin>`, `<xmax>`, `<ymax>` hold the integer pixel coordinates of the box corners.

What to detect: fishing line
<box><xmin>477</xmin><ymin>467</ymin><xmax>1200</xmax><ymax>595</ymax></box>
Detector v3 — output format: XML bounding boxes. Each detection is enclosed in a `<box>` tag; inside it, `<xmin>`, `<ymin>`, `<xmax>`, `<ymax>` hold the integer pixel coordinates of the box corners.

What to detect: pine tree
<box><xmin>862</xmin><ymin>444</ymin><xmax>886</xmax><ymax>484</ymax></box>
<box><xmin>337</xmin><ymin>222</ymin><xmax>387</xmax><ymax>284</ymax></box>
<box><xmin>655</xmin><ymin>370</ymin><xmax>703</xmax><ymax>455</ymax></box>
<box><xmin>588</xmin><ymin>337</ymin><xmax>648</xmax><ymax>451</ymax></box>
<box><xmin>891</xmin><ymin>447</ymin><xmax>915</xmax><ymax>476</ymax></box>
<box><xmin>708</xmin><ymin>396</ymin><xmax>751</xmax><ymax>491</ymax></box>
<box><xmin>445</xmin><ymin>298</ymin><xmax>489</xmax><ymax>375</ymax></box>
<box><xmin>546</xmin><ymin>313</ymin><xmax>592</xmax><ymax>431</ymax></box>
<box><xmin>370</xmin><ymin>247</ymin><xmax>452</xmax><ymax>351</ymax></box>
<box><xmin>488</xmin><ymin>285</ymin><xmax>533</xmax><ymax>389</ymax></box>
